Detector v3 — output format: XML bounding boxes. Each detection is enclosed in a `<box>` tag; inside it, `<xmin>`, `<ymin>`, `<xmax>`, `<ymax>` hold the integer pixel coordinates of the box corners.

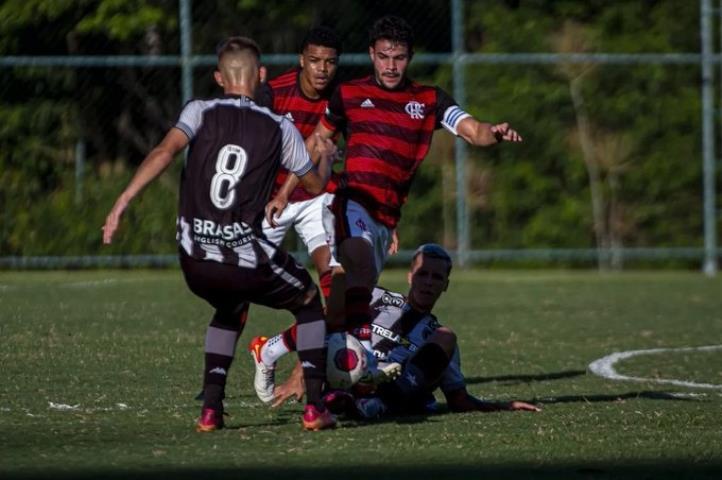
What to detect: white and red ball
<box><xmin>326</xmin><ymin>332</ymin><xmax>369</xmax><ymax>389</ymax></box>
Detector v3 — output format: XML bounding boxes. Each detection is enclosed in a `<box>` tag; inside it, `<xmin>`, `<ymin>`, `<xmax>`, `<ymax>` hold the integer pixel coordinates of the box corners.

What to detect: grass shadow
<box><xmin>6</xmin><ymin>462</ymin><xmax>722</xmax><ymax>480</ymax></box>
<box><xmin>465</xmin><ymin>369</ymin><xmax>587</xmax><ymax>385</ymax></box>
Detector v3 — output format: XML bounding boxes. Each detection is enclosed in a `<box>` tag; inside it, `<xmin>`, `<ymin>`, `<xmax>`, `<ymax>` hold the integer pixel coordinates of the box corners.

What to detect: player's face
<box><xmin>369</xmin><ymin>39</ymin><xmax>410</xmax><ymax>90</ymax></box>
<box><xmin>407</xmin><ymin>255</ymin><xmax>450</xmax><ymax>312</ymax></box>
<box><xmin>299</xmin><ymin>44</ymin><xmax>339</xmax><ymax>95</ymax></box>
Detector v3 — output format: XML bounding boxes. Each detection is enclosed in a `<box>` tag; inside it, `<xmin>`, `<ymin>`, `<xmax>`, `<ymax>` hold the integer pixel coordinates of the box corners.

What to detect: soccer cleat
<box><xmin>249</xmin><ymin>336</ymin><xmax>276</xmax><ymax>405</ymax></box>
<box><xmin>322</xmin><ymin>389</ymin><xmax>356</xmax><ymax>416</ymax></box>
<box><xmin>302</xmin><ymin>404</ymin><xmax>337</xmax><ymax>431</ymax></box>
<box><xmin>195</xmin><ymin>407</ymin><xmax>224</xmax><ymax>432</ymax></box>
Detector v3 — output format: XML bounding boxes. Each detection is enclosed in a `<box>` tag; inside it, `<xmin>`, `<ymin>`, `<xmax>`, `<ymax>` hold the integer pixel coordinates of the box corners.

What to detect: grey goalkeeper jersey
<box><xmin>369</xmin><ymin>286</ymin><xmax>466</xmax><ymax>393</ymax></box>
<box><xmin>174</xmin><ymin>95</ymin><xmax>313</xmax><ymax>267</ymax></box>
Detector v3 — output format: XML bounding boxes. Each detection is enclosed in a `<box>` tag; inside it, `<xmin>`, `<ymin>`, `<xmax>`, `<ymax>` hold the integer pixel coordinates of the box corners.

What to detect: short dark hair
<box><xmin>216</xmin><ymin>36</ymin><xmax>261</xmax><ymax>62</ymax></box>
<box><xmin>412</xmin><ymin>243</ymin><xmax>452</xmax><ymax>275</ymax></box>
<box><xmin>301</xmin><ymin>26</ymin><xmax>342</xmax><ymax>55</ymax></box>
<box><xmin>368</xmin><ymin>15</ymin><xmax>414</xmax><ymax>55</ymax></box>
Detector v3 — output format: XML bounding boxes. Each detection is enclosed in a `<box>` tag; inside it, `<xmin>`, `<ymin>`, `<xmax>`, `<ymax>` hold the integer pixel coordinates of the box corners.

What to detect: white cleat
<box><xmin>249</xmin><ymin>336</ymin><xmax>276</xmax><ymax>405</ymax></box>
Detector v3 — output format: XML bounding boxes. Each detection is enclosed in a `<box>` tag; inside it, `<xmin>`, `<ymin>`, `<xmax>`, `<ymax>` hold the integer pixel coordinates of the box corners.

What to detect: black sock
<box><xmin>293</xmin><ymin>291</ymin><xmax>327</xmax><ymax>409</ymax></box>
<box><xmin>345</xmin><ymin>286</ymin><xmax>372</xmax><ymax>329</ymax></box>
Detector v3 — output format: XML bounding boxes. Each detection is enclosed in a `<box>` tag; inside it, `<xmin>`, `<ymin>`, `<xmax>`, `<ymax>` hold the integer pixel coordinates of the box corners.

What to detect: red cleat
<box><xmin>302</xmin><ymin>404</ymin><xmax>337</xmax><ymax>431</ymax></box>
<box><xmin>196</xmin><ymin>407</ymin><xmax>224</xmax><ymax>432</ymax></box>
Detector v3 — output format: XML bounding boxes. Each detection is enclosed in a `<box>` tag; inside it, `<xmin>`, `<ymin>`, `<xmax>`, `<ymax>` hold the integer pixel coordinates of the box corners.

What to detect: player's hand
<box><xmin>272</xmin><ymin>375</ymin><xmax>305</xmax><ymax>408</ymax></box>
<box><xmin>265</xmin><ymin>195</ymin><xmax>288</xmax><ymax>228</ymax></box>
<box><xmin>387</xmin><ymin>229</ymin><xmax>399</xmax><ymax>255</ymax></box>
<box><xmin>507</xmin><ymin>401</ymin><xmax>541</xmax><ymax>412</ymax></box>
<box><xmin>102</xmin><ymin>196</ymin><xmax>129</xmax><ymax>244</ymax></box>
<box><xmin>491</xmin><ymin>123</ymin><xmax>522</xmax><ymax>143</ymax></box>
<box><xmin>312</xmin><ymin>134</ymin><xmax>337</xmax><ymax>161</ymax></box>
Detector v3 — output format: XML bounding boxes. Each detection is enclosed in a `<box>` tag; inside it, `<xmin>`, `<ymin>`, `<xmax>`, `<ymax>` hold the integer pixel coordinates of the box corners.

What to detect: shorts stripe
<box><xmin>269</xmin><ymin>260</ymin><xmax>305</xmax><ymax>291</ymax></box>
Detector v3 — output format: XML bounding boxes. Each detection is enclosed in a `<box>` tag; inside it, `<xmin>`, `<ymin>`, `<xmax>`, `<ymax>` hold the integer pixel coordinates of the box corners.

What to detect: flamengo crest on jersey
<box><xmin>405</xmin><ymin>101</ymin><xmax>425</xmax><ymax>119</ymax></box>
<box><xmin>322</xmin><ymin>76</ymin><xmax>469</xmax><ymax>228</ymax></box>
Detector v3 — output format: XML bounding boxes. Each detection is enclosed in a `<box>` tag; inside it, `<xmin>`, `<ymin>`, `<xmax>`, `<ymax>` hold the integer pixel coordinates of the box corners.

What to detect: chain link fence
<box><xmin>0</xmin><ymin>0</ymin><xmax>719</xmax><ymax>272</ymax></box>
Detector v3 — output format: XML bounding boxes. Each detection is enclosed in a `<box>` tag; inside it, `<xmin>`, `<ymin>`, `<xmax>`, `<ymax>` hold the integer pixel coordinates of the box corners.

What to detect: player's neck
<box><xmin>223</xmin><ymin>85</ymin><xmax>255</xmax><ymax>99</ymax></box>
<box><xmin>407</xmin><ymin>297</ymin><xmax>432</xmax><ymax>315</ymax></box>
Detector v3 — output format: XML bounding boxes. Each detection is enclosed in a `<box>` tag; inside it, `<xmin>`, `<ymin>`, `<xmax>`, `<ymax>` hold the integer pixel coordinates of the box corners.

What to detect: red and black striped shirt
<box><xmin>321</xmin><ymin>75</ymin><xmax>461</xmax><ymax>229</ymax></box>
<box><xmin>258</xmin><ymin>68</ymin><xmax>337</xmax><ymax>202</ymax></box>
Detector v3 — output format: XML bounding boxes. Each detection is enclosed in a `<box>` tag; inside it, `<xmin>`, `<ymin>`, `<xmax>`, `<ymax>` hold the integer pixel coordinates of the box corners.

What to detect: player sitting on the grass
<box><xmin>261</xmin><ymin>244</ymin><xmax>541</xmax><ymax>416</ymax></box>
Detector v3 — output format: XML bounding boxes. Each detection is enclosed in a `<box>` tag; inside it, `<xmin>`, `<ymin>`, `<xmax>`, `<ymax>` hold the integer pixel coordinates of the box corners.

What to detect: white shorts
<box><xmin>262</xmin><ymin>193</ymin><xmax>334</xmax><ymax>255</ymax></box>
<box><xmin>325</xmin><ymin>198</ymin><xmax>391</xmax><ymax>278</ymax></box>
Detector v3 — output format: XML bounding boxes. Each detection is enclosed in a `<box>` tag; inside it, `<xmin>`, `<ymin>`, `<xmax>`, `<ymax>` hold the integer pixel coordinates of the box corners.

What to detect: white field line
<box><xmin>1</xmin><ymin>400</ymin><xmax>265</xmax><ymax>415</ymax></box>
<box><xmin>588</xmin><ymin>345</ymin><xmax>722</xmax><ymax>389</ymax></box>
<box><xmin>62</xmin><ymin>279</ymin><xmax>119</xmax><ymax>288</ymax></box>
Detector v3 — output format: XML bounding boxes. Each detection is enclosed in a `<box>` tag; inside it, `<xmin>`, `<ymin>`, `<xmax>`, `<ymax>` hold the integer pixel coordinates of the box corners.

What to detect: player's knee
<box><xmin>339</xmin><ymin>238</ymin><xmax>377</xmax><ymax>287</ymax></box>
<box><xmin>430</xmin><ymin>327</ymin><xmax>457</xmax><ymax>356</ymax></box>
<box><xmin>289</xmin><ymin>285</ymin><xmax>323</xmax><ymax>314</ymax></box>
<box><xmin>211</xmin><ymin>302</ymin><xmax>248</xmax><ymax>332</ymax></box>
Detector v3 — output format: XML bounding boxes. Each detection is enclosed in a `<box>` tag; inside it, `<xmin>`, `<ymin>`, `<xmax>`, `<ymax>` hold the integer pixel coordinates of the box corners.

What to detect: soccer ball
<box><xmin>326</xmin><ymin>332</ymin><xmax>368</xmax><ymax>390</ymax></box>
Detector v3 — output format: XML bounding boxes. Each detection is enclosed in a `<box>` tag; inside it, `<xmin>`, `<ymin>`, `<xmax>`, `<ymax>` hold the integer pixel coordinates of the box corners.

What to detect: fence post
<box><xmin>180</xmin><ymin>0</ymin><xmax>193</xmax><ymax>104</ymax></box>
<box><xmin>452</xmin><ymin>0</ymin><xmax>469</xmax><ymax>267</ymax></box>
<box><xmin>74</xmin><ymin>138</ymin><xmax>85</xmax><ymax>205</ymax></box>
<box><xmin>701</xmin><ymin>0</ymin><xmax>718</xmax><ymax>276</ymax></box>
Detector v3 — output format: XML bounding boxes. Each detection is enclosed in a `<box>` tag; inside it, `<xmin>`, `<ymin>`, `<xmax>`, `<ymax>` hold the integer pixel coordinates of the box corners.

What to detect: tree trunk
<box><xmin>569</xmin><ymin>75</ymin><xmax>609</xmax><ymax>270</ymax></box>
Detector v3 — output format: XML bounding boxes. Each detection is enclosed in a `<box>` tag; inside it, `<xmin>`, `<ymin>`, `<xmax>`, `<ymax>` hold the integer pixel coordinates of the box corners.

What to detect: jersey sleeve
<box><xmin>320</xmin><ymin>85</ymin><xmax>346</xmax><ymax>133</ymax></box>
<box><xmin>279</xmin><ymin>118</ymin><xmax>313</xmax><ymax>176</ymax></box>
<box><xmin>174</xmin><ymin>100</ymin><xmax>204</xmax><ymax>140</ymax></box>
<box><xmin>435</xmin><ymin>87</ymin><xmax>471</xmax><ymax>136</ymax></box>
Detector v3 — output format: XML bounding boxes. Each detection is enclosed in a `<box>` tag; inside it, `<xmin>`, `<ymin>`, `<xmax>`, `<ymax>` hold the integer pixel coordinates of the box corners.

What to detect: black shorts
<box><xmin>376</xmin><ymin>381</ymin><xmax>438</xmax><ymax>415</ymax></box>
<box><xmin>179</xmin><ymin>246</ymin><xmax>315</xmax><ymax>318</ymax></box>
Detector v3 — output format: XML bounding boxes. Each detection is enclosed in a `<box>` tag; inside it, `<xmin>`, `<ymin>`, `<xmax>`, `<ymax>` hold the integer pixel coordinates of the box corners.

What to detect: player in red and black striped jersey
<box><xmin>309</xmin><ymin>15</ymin><xmax>523</xmax><ymax>338</ymax></box>
<box><xmin>256</xmin><ymin>26</ymin><xmax>342</xmax><ymax>305</ymax></box>
<box><xmin>102</xmin><ymin>36</ymin><xmax>337</xmax><ymax>431</ymax></box>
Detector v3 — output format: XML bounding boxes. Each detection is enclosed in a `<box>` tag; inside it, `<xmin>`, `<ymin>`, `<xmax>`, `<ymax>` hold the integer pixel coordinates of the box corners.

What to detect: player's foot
<box><xmin>322</xmin><ymin>390</ymin><xmax>356</xmax><ymax>416</ymax></box>
<box><xmin>195</xmin><ymin>407</ymin><xmax>224</xmax><ymax>432</ymax></box>
<box><xmin>249</xmin><ymin>336</ymin><xmax>276</xmax><ymax>404</ymax></box>
<box><xmin>302</xmin><ymin>404</ymin><xmax>337</xmax><ymax>431</ymax></box>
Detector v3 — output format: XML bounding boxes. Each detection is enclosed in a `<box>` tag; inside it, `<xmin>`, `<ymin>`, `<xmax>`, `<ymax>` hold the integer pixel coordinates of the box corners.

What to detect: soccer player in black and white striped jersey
<box><xmin>103</xmin><ymin>36</ymin><xmax>337</xmax><ymax>431</ymax></box>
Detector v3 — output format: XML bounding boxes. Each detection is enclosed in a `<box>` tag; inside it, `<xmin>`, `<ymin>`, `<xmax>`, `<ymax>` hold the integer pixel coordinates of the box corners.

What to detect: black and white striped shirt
<box><xmin>174</xmin><ymin>95</ymin><xmax>312</xmax><ymax>267</ymax></box>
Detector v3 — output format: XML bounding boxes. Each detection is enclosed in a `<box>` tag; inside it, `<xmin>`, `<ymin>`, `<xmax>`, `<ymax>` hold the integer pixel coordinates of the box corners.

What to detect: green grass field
<box><xmin>1</xmin><ymin>269</ymin><xmax>721</xmax><ymax>479</ymax></box>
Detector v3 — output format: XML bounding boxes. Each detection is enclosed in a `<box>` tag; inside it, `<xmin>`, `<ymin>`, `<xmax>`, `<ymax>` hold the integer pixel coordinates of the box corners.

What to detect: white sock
<box><xmin>261</xmin><ymin>333</ymin><xmax>291</xmax><ymax>366</ymax></box>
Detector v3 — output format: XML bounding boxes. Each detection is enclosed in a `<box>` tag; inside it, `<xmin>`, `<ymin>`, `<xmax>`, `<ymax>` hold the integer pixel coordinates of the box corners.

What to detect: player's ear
<box><xmin>213</xmin><ymin>70</ymin><xmax>224</xmax><ymax>88</ymax></box>
<box><xmin>407</xmin><ymin>270</ymin><xmax>413</xmax><ymax>286</ymax></box>
<box><xmin>299</xmin><ymin>53</ymin><xmax>305</xmax><ymax>70</ymax></box>
<box><xmin>259</xmin><ymin>65</ymin><xmax>267</xmax><ymax>84</ymax></box>
<box><xmin>368</xmin><ymin>46</ymin><xmax>375</xmax><ymax>62</ymax></box>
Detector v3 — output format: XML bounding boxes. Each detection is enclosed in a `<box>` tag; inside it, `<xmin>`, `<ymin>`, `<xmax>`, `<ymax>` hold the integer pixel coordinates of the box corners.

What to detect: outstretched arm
<box><xmin>444</xmin><ymin>387</ymin><xmax>540</xmax><ymax>413</ymax></box>
<box><xmin>103</xmin><ymin>128</ymin><xmax>189</xmax><ymax>244</ymax></box>
<box><xmin>456</xmin><ymin>118</ymin><xmax>523</xmax><ymax>147</ymax></box>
